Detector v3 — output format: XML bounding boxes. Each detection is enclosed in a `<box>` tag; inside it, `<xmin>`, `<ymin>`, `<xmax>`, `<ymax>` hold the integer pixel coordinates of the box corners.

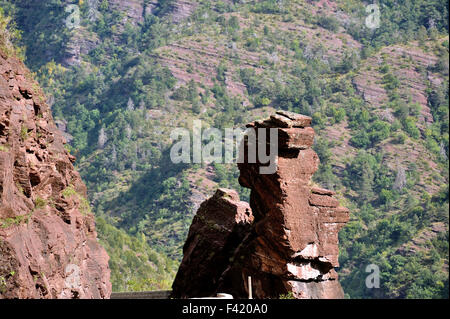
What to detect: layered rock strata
<box><xmin>0</xmin><ymin>50</ymin><xmax>111</xmax><ymax>299</ymax></box>
<box><xmin>171</xmin><ymin>110</ymin><xmax>349</xmax><ymax>299</ymax></box>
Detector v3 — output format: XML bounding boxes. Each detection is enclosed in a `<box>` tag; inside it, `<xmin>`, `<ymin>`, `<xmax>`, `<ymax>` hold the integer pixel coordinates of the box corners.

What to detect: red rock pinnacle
<box><xmin>171</xmin><ymin>111</ymin><xmax>349</xmax><ymax>299</ymax></box>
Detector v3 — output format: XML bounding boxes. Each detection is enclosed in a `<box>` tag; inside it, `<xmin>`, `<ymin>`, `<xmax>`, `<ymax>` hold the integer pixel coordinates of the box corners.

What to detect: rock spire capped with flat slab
<box><xmin>171</xmin><ymin>111</ymin><xmax>349</xmax><ymax>299</ymax></box>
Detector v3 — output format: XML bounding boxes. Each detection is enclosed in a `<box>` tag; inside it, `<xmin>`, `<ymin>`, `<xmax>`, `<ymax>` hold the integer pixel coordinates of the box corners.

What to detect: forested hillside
<box><xmin>1</xmin><ymin>0</ymin><xmax>448</xmax><ymax>298</ymax></box>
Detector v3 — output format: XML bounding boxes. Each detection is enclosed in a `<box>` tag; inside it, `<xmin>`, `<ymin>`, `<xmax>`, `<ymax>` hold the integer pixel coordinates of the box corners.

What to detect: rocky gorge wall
<box><xmin>0</xmin><ymin>50</ymin><xmax>111</xmax><ymax>299</ymax></box>
<box><xmin>171</xmin><ymin>111</ymin><xmax>349</xmax><ymax>299</ymax></box>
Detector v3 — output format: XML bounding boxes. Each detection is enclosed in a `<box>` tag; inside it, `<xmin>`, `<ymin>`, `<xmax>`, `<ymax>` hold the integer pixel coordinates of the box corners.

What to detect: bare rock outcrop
<box><xmin>170</xmin><ymin>0</ymin><xmax>198</xmax><ymax>23</ymax></box>
<box><xmin>0</xmin><ymin>50</ymin><xmax>111</xmax><ymax>298</ymax></box>
<box><xmin>171</xmin><ymin>111</ymin><xmax>349</xmax><ymax>299</ymax></box>
<box><xmin>171</xmin><ymin>188</ymin><xmax>253</xmax><ymax>298</ymax></box>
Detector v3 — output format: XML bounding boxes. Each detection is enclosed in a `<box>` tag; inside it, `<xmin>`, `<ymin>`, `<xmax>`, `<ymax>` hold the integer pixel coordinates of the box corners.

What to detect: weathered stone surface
<box><xmin>0</xmin><ymin>50</ymin><xmax>111</xmax><ymax>299</ymax></box>
<box><xmin>311</xmin><ymin>187</ymin><xmax>336</xmax><ymax>196</ymax></box>
<box><xmin>170</xmin><ymin>188</ymin><xmax>253</xmax><ymax>298</ymax></box>
<box><xmin>309</xmin><ymin>193</ymin><xmax>340</xmax><ymax>207</ymax></box>
<box><xmin>275</xmin><ymin>110</ymin><xmax>312</xmax><ymax>127</ymax></box>
<box><xmin>287</xmin><ymin>279</ymin><xmax>344</xmax><ymax>299</ymax></box>
<box><xmin>278</xmin><ymin>127</ymin><xmax>315</xmax><ymax>150</ymax></box>
<box><xmin>172</xmin><ymin>111</ymin><xmax>349</xmax><ymax>299</ymax></box>
<box><xmin>170</xmin><ymin>0</ymin><xmax>198</xmax><ymax>23</ymax></box>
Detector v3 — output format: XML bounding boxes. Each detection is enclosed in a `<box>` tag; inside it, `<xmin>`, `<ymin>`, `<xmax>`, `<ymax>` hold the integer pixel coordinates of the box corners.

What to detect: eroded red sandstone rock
<box><xmin>0</xmin><ymin>50</ymin><xmax>111</xmax><ymax>299</ymax></box>
<box><xmin>225</xmin><ymin>112</ymin><xmax>349</xmax><ymax>299</ymax></box>
<box><xmin>172</xmin><ymin>111</ymin><xmax>349</xmax><ymax>299</ymax></box>
<box><xmin>170</xmin><ymin>188</ymin><xmax>253</xmax><ymax>298</ymax></box>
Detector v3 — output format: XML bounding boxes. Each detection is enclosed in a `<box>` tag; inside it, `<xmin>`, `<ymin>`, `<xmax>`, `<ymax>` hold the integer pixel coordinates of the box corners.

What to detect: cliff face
<box><xmin>171</xmin><ymin>111</ymin><xmax>349</xmax><ymax>299</ymax></box>
<box><xmin>0</xmin><ymin>50</ymin><xmax>111</xmax><ymax>298</ymax></box>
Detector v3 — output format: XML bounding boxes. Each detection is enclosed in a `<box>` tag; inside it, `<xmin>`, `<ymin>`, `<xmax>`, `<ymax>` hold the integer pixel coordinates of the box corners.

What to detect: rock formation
<box><xmin>171</xmin><ymin>111</ymin><xmax>349</xmax><ymax>299</ymax></box>
<box><xmin>171</xmin><ymin>188</ymin><xmax>253</xmax><ymax>298</ymax></box>
<box><xmin>0</xmin><ymin>50</ymin><xmax>111</xmax><ymax>298</ymax></box>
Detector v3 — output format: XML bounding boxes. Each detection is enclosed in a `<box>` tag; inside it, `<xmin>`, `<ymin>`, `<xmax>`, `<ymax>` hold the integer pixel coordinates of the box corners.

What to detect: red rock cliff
<box><xmin>171</xmin><ymin>111</ymin><xmax>349</xmax><ymax>299</ymax></box>
<box><xmin>0</xmin><ymin>50</ymin><xmax>111</xmax><ymax>298</ymax></box>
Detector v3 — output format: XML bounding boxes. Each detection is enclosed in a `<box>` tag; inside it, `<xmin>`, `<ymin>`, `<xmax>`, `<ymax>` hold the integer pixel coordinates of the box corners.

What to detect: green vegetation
<box><xmin>34</xmin><ymin>197</ymin><xmax>47</xmax><ymax>209</ymax></box>
<box><xmin>317</xmin><ymin>14</ymin><xmax>340</xmax><ymax>32</ymax></box>
<box><xmin>279</xmin><ymin>291</ymin><xmax>295</xmax><ymax>299</ymax></box>
<box><xmin>343</xmin><ymin>0</ymin><xmax>449</xmax><ymax>49</ymax></box>
<box><xmin>20</xmin><ymin>125</ymin><xmax>28</xmax><ymax>141</ymax></box>
<box><xmin>0</xmin><ymin>212</ymin><xmax>31</xmax><ymax>229</ymax></box>
<box><xmin>0</xmin><ymin>6</ymin><xmax>23</xmax><ymax>58</ymax></box>
<box><xmin>96</xmin><ymin>217</ymin><xmax>176</xmax><ymax>292</ymax></box>
<box><xmin>339</xmin><ymin>187</ymin><xmax>449</xmax><ymax>298</ymax></box>
<box><xmin>62</xmin><ymin>185</ymin><xmax>91</xmax><ymax>216</ymax></box>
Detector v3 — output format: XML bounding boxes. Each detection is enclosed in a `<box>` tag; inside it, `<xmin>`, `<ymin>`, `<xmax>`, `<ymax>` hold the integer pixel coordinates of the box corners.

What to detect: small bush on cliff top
<box><xmin>20</xmin><ymin>125</ymin><xmax>28</xmax><ymax>141</ymax></box>
<box><xmin>62</xmin><ymin>185</ymin><xmax>77</xmax><ymax>198</ymax></box>
<box><xmin>62</xmin><ymin>185</ymin><xmax>92</xmax><ymax>216</ymax></box>
<box><xmin>0</xmin><ymin>213</ymin><xmax>31</xmax><ymax>229</ymax></box>
<box><xmin>34</xmin><ymin>197</ymin><xmax>47</xmax><ymax>209</ymax></box>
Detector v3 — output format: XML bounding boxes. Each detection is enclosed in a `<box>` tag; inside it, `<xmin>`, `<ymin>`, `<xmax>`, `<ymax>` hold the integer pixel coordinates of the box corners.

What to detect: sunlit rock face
<box><xmin>171</xmin><ymin>111</ymin><xmax>349</xmax><ymax>299</ymax></box>
<box><xmin>0</xmin><ymin>50</ymin><xmax>111</xmax><ymax>299</ymax></box>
